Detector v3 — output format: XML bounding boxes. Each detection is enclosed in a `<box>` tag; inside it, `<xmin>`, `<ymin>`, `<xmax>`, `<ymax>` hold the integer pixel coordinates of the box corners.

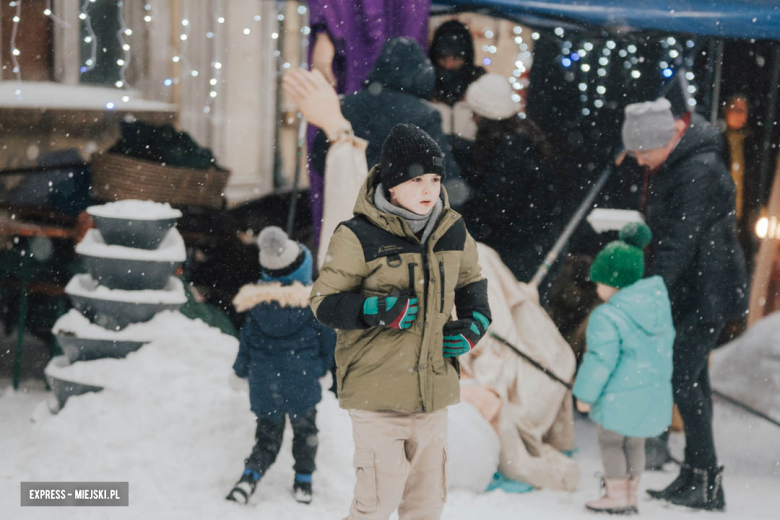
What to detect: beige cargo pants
<box><xmin>344</xmin><ymin>408</ymin><xmax>448</xmax><ymax>520</ymax></box>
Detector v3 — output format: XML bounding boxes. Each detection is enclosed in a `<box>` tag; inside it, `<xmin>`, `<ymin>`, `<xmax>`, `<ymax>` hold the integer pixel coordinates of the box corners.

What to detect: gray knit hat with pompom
<box><xmin>257</xmin><ymin>226</ymin><xmax>301</xmax><ymax>272</ymax></box>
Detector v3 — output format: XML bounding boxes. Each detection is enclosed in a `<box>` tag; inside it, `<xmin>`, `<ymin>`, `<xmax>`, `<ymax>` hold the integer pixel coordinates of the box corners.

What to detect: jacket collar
<box><xmin>232</xmin><ymin>281</ymin><xmax>311</xmax><ymax>313</ymax></box>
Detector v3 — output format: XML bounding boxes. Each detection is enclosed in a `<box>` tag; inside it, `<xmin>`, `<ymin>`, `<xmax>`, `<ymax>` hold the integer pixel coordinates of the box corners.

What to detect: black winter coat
<box><xmin>311</xmin><ymin>37</ymin><xmax>460</xmax><ymax>178</ymax></box>
<box><xmin>463</xmin><ymin>133</ymin><xmax>559</xmax><ymax>283</ymax></box>
<box><xmin>644</xmin><ymin>115</ymin><xmax>748</xmax><ymax>323</ymax></box>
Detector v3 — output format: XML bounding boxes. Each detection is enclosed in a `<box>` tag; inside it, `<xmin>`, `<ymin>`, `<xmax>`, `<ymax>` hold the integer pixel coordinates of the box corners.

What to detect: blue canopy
<box><xmin>440</xmin><ymin>1</ymin><xmax>780</xmax><ymax>40</ymax></box>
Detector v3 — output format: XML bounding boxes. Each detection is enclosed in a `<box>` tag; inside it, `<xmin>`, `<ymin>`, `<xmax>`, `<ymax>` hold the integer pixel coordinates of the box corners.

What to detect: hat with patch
<box><xmin>379</xmin><ymin>124</ymin><xmax>446</xmax><ymax>190</ymax></box>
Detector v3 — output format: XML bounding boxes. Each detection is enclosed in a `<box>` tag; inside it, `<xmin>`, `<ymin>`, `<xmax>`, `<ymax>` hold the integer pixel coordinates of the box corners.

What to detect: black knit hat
<box><xmin>379</xmin><ymin>124</ymin><xmax>446</xmax><ymax>190</ymax></box>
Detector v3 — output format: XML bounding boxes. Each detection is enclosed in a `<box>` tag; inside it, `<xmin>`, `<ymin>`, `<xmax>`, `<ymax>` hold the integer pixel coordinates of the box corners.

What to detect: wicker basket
<box><xmin>91</xmin><ymin>153</ymin><xmax>231</xmax><ymax>209</ymax></box>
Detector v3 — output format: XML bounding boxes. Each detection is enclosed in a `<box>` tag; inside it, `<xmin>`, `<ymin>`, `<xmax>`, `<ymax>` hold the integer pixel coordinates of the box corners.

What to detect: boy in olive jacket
<box><xmin>310</xmin><ymin>124</ymin><xmax>491</xmax><ymax>520</ymax></box>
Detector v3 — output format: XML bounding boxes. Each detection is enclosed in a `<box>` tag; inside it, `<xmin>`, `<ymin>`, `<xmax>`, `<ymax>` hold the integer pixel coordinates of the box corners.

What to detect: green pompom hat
<box><xmin>589</xmin><ymin>222</ymin><xmax>653</xmax><ymax>289</ymax></box>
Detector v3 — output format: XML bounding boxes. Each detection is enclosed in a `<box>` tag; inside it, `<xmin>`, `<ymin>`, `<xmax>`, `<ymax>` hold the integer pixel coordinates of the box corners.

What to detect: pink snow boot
<box><xmin>627</xmin><ymin>477</ymin><xmax>640</xmax><ymax>512</ymax></box>
<box><xmin>585</xmin><ymin>477</ymin><xmax>636</xmax><ymax>515</ymax></box>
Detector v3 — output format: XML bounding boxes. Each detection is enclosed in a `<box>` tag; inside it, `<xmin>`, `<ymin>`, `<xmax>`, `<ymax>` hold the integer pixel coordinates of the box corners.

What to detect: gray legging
<box><xmin>597</xmin><ymin>425</ymin><xmax>646</xmax><ymax>479</ymax></box>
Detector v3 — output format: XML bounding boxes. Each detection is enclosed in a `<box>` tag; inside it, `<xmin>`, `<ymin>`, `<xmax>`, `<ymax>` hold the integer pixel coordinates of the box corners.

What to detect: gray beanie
<box><xmin>621</xmin><ymin>98</ymin><xmax>677</xmax><ymax>151</ymax></box>
<box><xmin>257</xmin><ymin>226</ymin><xmax>301</xmax><ymax>271</ymax></box>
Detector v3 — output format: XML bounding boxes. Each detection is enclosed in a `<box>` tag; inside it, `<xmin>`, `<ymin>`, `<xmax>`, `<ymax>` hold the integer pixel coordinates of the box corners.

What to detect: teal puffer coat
<box><xmin>573</xmin><ymin>276</ymin><xmax>675</xmax><ymax>438</ymax></box>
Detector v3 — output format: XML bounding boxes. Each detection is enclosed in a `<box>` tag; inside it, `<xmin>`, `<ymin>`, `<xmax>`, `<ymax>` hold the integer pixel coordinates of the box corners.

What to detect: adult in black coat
<box><xmin>626</xmin><ymin>102</ymin><xmax>748</xmax><ymax>511</ymax></box>
<box><xmin>310</xmin><ymin>37</ymin><xmax>460</xmax><ymax>183</ymax></box>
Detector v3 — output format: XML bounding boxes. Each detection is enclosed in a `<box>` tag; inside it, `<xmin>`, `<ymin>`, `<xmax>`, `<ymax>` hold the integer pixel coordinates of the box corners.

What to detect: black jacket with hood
<box><xmin>311</xmin><ymin>37</ymin><xmax>460</xmax><ymax>178</ymax></box>
<box><xmin>644</xmin><ymin>114</ymin><xmax>749</xmax><ymax>324</ymax></box>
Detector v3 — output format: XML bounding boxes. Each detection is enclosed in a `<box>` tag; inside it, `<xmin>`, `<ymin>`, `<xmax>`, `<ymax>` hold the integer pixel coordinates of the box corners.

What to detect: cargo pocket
<box><xmin>353</xmin><ymin>449</ymin><xmax>378</xmax><ymax>512</ymax></box>
<box><xmin>442</xmin><ymin>447</ymin><xmax>449</xmax><ymax>503</ymax></box>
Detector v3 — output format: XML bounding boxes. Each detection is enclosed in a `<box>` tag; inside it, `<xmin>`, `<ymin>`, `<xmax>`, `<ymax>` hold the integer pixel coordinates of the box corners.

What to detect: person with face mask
<box><xmin>430</xmin><ymin>20</ymin><xmax>485</xmax><ymax>107</ymax></box>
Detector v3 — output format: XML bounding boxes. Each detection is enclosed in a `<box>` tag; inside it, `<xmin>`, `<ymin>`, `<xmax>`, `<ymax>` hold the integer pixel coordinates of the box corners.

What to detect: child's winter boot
<box><xmin>293</xmin><ymin>473</ymin><xmax>313</xmax><ymax>504</ymax></box>
<box><xmin>585</xmin><ymin>477</ymin><xmax>636</xmax><ymax>514</ymax></box>
<box><xmin>226</xmin><ymin>468</ymin><xmax>261</xmax><ymax>504</ymax></box>
<box><xmin>627</xmin><ymin>477</ymin><xmax>640</xmax><ymax>512</ymax></box>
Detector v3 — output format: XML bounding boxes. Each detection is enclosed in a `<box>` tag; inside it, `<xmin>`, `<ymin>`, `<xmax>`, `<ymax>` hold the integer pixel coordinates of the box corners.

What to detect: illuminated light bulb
<box><xmin>554</xmin><ymin>27</ymin><xmax>564</xmax><ymax>36</ymax></box>
<box><xmin>606</xmin><ymin>40</ymin><xmax>616</xmax><ymax>49</ymax></box>
<box><xmin>182</xmin><ymin>19</ymin><xmax>189</xmax><ymax>26</ymax></box>
<box><xmin>115</xmin><ymin>81</ymin><xmax>123</xmax><ymax>88</ymax></box>
<box><xmin>84</xmin><ymin>36</ymin><xmax>93</xmax><ymax>43</ymax></box>
<box><xmin>631</xmin><ymin>70</ymin><xmax>641</xmax><ymax>78</ymax></box>
<box><xmin>164</xmin><ymin>78</ymin><xmax>173</xmax><ymax>86</ymax></box>
<box><xmin>513</xmin><ymin>26</ymin><xmax>523</xmax><ymax>35</ymax></box>
<box><xmin>594</xmin><ymin>99</ymin><xmax>604</xmax><ymax>108</ymax></box>
<box><xmin>627</xmin><ymin>44</ymin><xmax>637</xmax><ymax>53</ymax></box>
<box><xmin>217</xmin><ymin>17</ymin><xmax>225</xmax><ymax>24</ymax></box>
<box><xmin>144</xmin><ymin>15</ymin><xmax>152</xmax><ymax>22</ymax></box>
<box><xmin>12</xmin><ymin>48</ymin><xmax>20</xmax><ymax>56</ymax></box>
<box><xmin>485</xmin><ymin>30</ymin><xmax>494</xmax><ymax>38</ymax></box>
<box><xmin>244</xmin><ymin>28</ymin><xmax>251</xmax><ymax>35</ymax></box>
<box><xmin>669</xmin><ymin>50</ymin><xmax>679</xmax><ymax>58</ymax></box>
<box><xmin>210</xmin><ymin>91</ymin><xmax>218</xmax><ymax>98</ymax></box>
<box><xmin>667</xmin><ymin>37</ymin><xmax>676</xmax><ymax>45</ymax></box>
<box><xmin>79</xmin><ymin>12</ymin><xmax>87</xmax><ymax>20</ymax></box>
<box><xmin>125</xmin><ymin>29</ymin><xmax>133</xmax><ymax>36</ymax></box>
<box><xmin>660</xmin><ymin>61</ymin><xmax>669</xmax><ymax>68</ymax></box>
<box><xmin>582</xmin><ymin>108</ymin><xmax>590</xmax><ymax>115</ymax></box>
<box><xmin>687</xmin><ymin>85</ymin><xmax>697</xmax><ymax>93</ymax></box>
<box><xmin>532</xmin><ymin>32</ymin><xmax>540</xmax><ymax>40</ymax></box>
<box><xmin>581</xmin><ymin>64</ymin><xmax>591</xmax><ymax>72</ymax></box>
<box><xmin>686</xmin><ymin>72</ymin><xmax>695</xmax><ymax>80</ymax></box>
<box><xmin>206</xmin><ymin>31</ymin><xmax>214</xmax><ymax>38</ymax></box>
<box><xmin>12</xmin><ymin>16</ymin><xmax>20</xmax><ymax>23</ymax></box>
<box><xmin>172</xmin><ymin>56</ymin><xmax>180</xmax><ymax>62</ymax></box>
<box><xmin>272</xmin><ymin>32</ymin><xmax>279</xmax><ymax>39</ymax></box>
<box><xmin>214</xmin><ymin>61</ymin><xmax>222</xmax><ymax>69</ymax></box>
<box><xmin>599</xmin><ymin>57</ymin><xmax>609</xmax><ymax>66</ymax></box>
<box><xmin>122</xmin><ymin>44</ymin><xmax>130</xmax><ymax>51</ymax></box>
<box><xmin>584</xmin><ymin>42</ymin><xmax>594</xmax><ymax>51</ymax></box>
<box><xmin>277</xmin><ymin>14</ymin><xmax>284</xmax><ymax>21</ymax></box>
<box><xmin>44</xmin><ymin>9</ymin><xmax>52</xmax><ymax>15</ymax></box>
<box><xmin>578</xmin><ymin>83</ymin><xmax>588</xmax><ymax>91</ymax></box>
<box><xmin>597</xmin><ymin>68</ymin><xmax>607</xmax><ymax>77</ymax></box>
<box><xmin>191</xmin><ymin>70</ymin><xmax>199</xmax><ymax>77</ymax></box>
<box><xmin>596</xmin><ymin>86</ymin><xmax>606</xmax><ymax>94</ymax></box>
<box><xmin>106</xmin><ymin>102</ymin><xmax>115</xmax><ymax>109</ymax></box>
<box><xmin>117</xmin><ymin>59</ymin><xmax>125</xmax><ymax>66</ymax></box>
<box><xmin>180</xmin><ymin>34</ymin><xmax>187</xmax><ymax>41</ymax></box>
<box><xmin>688</xmin><ymin>98</ymin><xmax>697</xmax><ymax>106</ymax></box>
<box><xmin>255</xmin><ymin>15</ymin><xmax>262</xmax><ymax>21</ymax></box>
<box><xmin>210</xmin><ymin>78</ymin><xmax>218</xmax><ymax>85</ymax></box>
<box><xmin>122</xmin><ymin>96</ymin><xmax>130</xmax><ymax>102</ymax></box>
<box><xmin>662</xmin><ymin>68</ymin><xmax>673</xmax><ymax>78</ymax></box>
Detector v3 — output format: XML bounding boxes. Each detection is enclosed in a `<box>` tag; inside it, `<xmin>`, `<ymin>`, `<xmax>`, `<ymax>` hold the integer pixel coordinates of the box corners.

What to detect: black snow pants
<box><xmin>245</xmin><ymin>408</ymin><xmax>318</xmax><ymax>476</ymax></box>
<box><xmin>672</xmin><ymin>315</ymin><xmax>724</xmax><ymax>471</ymax></box>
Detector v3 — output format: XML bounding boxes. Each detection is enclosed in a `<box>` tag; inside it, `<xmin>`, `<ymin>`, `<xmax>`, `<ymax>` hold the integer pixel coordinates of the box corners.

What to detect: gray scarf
<box><xmin>374</xmin><ymin>183</ymin><xmax>443</xmax><ymax>244</ymax></box>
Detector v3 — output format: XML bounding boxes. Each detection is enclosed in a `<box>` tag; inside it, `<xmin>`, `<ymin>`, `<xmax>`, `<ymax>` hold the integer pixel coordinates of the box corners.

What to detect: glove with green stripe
<box><xmin>362</xmin><ymin>295</ymin><xmax>418</xmax><ymax>330</ymax></box>
<box><xmin>443</xmin><ymin>311</ymin><xmax>490</xmax><ymax>357</ymax></box>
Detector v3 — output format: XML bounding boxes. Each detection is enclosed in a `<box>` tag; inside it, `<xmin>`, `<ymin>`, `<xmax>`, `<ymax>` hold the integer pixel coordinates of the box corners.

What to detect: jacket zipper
<box><xmin>439</xmin><ymin>261</ymin><xmax>445</xmax><ymax>313</ymax></box>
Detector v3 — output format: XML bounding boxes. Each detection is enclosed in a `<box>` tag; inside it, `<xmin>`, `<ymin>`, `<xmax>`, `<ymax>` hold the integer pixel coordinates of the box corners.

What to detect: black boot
<box><xmin>647</xmin><ymin>463</ymin><xmax>692</xmax><ymax>500</ymax></box>
<box><xmin>226</xmin><ymin>469</ymin><xmax>261</xmax><ymax>504</ymax></box>
<box><xmin>667</xmin><ymin>466</ymin><xmax>725</xmax><ymax>511</ymax></box>
<box><xmin>293</xmin><ymin>479</ymin><xmax>313</xmax><ymax>504</ymax></box>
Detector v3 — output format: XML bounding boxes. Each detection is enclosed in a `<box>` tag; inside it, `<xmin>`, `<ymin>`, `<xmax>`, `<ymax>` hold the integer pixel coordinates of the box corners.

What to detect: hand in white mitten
<box><xmin>228</xmin><ymin>373</ymin><xmax>248</xmax><ymax>393</ymax></box>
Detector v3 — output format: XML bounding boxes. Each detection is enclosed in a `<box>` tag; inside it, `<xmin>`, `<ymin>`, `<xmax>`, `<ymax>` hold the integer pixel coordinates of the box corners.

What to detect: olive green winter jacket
<box><xmin>310</xmin><ymin>166</ymin><xmax>491</xmax><ymax>413</ymax></box>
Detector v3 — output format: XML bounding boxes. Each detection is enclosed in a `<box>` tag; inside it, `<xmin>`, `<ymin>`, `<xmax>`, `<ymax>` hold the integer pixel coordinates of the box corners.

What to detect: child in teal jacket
<box><xmin>573</xmin><ymin>223</ymin><xmax>675</xmax><ymax>515</ymax></box>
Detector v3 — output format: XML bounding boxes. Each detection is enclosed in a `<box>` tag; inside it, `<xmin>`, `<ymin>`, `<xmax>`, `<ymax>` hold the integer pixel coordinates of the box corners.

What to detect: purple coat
<box><xmin>307</xmin><ymin>0</ymin><xmax>431</xmax><ymax>248</ymax></box>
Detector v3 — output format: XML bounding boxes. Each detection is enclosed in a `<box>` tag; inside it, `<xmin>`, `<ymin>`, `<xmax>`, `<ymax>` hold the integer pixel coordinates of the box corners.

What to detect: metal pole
<box><xmin>758</xmin><ymin>44</ymin><xmax>780</xmax><ymax>208</ymax></box>
<box><xmin>489</xmin><ymin>332</ymin><xmax>573</xmax><ymax>390</ymax></box>
<box><xmin>710</xmin><ymin>40</ymin><xmax>724</xmax><ymax>123</ymax></box>
<box><xmin>285</xmin><ymin>116</ymin><xmax>306</xmax><ymax>237</ymax></box>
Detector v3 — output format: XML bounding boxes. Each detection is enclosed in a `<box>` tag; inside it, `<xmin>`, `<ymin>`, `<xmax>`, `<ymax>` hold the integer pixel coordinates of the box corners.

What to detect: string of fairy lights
<box><xmin>9</xmin><ymin>4</ymin><xmax>701</xmax><ymax>117</ymax></box>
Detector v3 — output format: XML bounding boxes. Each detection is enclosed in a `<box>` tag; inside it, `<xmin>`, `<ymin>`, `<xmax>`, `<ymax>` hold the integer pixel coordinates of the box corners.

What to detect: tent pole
<box><xmin>758</xmin><ymin>44</ymin><xmax>780</xmax><ymax>208</ymax></box>
<box><xmin>710</xmin><ymin>40</ymin><xmax>724</xmax><ymax>123</ymax></box>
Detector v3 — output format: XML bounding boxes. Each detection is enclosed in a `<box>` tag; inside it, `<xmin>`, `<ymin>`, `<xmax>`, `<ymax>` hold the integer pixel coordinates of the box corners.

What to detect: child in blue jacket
<box><xmin>573</xmin><ymin>223</ymin><xmax>675</xmax><ymax>515</ymax></box>
<box><xmin>226</xmin><ymin>227</ymin><xmax>336</xmax><ymax>505</ymax></box>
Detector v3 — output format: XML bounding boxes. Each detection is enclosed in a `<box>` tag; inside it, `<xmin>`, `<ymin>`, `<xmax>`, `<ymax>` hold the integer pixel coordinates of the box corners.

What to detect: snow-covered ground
<box><xmin>2</xmin><ymin>312</ymin><xmax>778</xmax><ymax>519</ymax></box>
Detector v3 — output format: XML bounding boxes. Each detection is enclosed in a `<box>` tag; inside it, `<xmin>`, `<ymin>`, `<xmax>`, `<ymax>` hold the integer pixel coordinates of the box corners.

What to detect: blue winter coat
<box><xmin>573</xmin><ymin>276</ymin><xmax>675</xmax><ymax>438</ymax></box>
<box><xmin>232</xmin><ymin>282</ymin><xmax>336</xmax><ymax>418</ymax></box>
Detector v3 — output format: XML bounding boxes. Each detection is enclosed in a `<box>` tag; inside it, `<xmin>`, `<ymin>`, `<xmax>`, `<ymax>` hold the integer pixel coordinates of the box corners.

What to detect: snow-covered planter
<box><xmin>86</xmin><ymin>200</ymin><xmax>182</xmax><ymax>250</ymax></box>
<box><xmin>53</xmin><ymin>309</ymin><xmax>150</xmax><ymax>362</ymax></box>
<box><xmin>65</xmin><ymin>274</ymin><xmax>187</xmax><ymax>330</ymax></box>
<box><xmin>76</xmin><ymin>228</ymin><xmax>186</xmax><ymax>290</ymax></box>
<box><xmin>44</xmin><ymin>356</ymin><xmax>104</xmax><ymax>410</ymax></box>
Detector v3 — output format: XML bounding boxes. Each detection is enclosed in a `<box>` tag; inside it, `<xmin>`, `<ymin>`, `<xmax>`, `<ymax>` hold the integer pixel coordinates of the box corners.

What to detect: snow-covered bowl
<box><xmin>53</xmin><ymin>309</ymin><xmax>149</xmax><ymax>362</ymax></box>
<box><xmin>87</xmin><ymin>200</ymin><xmax>183</xmax><ymax>250</ymax></box>
<box><xmin>76</xmin><ymin>228</ymin><xmax>186</xmax><ymax>290</ymax></box>
<box><xmin>44</xmin><ymin>356</ymin><xmax>104</xmax><ymax>410</ymax></box>
<box><xmin>65</xmin><ymin>274</ymin><xmax>187</xmax><ymax>330</ymax></box>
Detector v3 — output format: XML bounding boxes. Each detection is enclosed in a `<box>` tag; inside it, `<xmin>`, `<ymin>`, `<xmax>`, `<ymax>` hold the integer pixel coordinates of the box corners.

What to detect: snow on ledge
<box><xmin>87</xmin><ymin>200</ymin><xmax>183</xmax><ymax>221</ymax></box>
<box><xmin>76</xmin><ymin>228</ymin><xmax>186</xmax><ymax>262</ymax></box>
<box><xmin>53</xmin><ymin>309</ymin><xmax>182</xmax><ymax>341</ymax></box>
<box><xmin>65</xmin><ymin>274</ymin><xmax>187</xmax><ymax>304</ymax></box>
<box><xmin>0</xmin><ymin>81</ymin><xmax>175</xmax><ymax>112</ymax></box>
